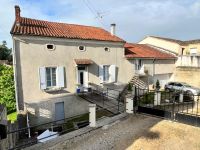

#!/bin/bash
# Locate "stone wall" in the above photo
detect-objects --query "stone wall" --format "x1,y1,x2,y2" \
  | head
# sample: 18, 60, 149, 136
174, 67, 200, 88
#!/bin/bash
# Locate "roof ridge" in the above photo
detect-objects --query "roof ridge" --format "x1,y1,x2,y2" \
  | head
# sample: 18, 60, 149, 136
148, 35, 200, 45
124, 43, 177, 59
20, 17, 103, 29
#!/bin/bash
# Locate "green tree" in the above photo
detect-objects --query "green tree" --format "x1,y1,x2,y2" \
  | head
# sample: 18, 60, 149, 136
0, 41, 12, 61
0, 64, 16, 113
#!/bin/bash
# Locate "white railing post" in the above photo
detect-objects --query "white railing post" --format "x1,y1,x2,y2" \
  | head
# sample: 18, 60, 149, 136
126, 97, 133, 114
89, 104, 96, 127
179, 93, 183, 103
154, 92, 161, 105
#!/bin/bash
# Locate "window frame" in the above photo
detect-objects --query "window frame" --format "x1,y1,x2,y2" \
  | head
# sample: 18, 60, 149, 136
103, 65, 110, 82
46, 44, 56, 51
190, 47, 197, 55
104, 47, 110, 52
46, 67, 57, 88
78, 45, 86, 52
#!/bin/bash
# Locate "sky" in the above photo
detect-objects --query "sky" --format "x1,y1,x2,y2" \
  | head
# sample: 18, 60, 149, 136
0, 0, 200, 48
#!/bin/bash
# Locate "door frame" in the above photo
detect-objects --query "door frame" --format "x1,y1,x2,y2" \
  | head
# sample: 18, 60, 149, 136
77, 66, 89, 90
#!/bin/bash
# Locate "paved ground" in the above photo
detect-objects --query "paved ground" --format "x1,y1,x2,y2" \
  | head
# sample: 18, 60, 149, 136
48, 114, 200, 150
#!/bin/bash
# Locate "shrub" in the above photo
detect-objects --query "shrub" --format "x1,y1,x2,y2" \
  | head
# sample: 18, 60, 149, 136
0, 65, 16, 113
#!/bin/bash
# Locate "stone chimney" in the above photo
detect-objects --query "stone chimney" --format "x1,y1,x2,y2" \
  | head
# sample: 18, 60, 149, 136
15, 5, 21, 26
110, 23, 116, 36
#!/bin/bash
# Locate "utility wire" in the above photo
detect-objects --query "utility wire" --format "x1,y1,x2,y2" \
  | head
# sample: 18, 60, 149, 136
82, 0, 107, 27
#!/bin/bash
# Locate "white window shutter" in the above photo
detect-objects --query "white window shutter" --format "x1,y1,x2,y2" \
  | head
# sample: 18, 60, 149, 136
109, 65, 116, 82
56, 66, 65, 88
39, 67, 47, 90
99, 65, 103, 83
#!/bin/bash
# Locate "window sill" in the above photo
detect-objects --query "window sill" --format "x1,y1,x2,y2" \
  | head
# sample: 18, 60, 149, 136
44, 87, 63, 92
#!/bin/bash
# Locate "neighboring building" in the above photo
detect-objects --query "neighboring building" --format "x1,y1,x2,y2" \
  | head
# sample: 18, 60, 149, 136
125, 43, 176, 88
139, 36, 200, 88
10, 6, 133, 125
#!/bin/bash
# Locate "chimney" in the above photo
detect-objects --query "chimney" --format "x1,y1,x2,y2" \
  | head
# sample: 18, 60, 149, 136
110, 23, 116, 36
15, 5, 21, 26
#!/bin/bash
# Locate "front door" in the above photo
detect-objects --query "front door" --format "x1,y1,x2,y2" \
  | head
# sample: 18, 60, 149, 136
77, 66, 88, 91
135, 59, 142, 70
55, 102, 65, 122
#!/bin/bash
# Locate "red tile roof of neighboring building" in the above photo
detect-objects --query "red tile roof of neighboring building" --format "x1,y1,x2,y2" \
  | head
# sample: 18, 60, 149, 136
125, 43, 176, 59
74, 59, 93, 65
10, 17, 125, 43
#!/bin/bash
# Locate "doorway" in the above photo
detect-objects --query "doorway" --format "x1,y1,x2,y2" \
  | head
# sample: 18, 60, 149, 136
55, 102, 65, 122
77, 66, 88, 91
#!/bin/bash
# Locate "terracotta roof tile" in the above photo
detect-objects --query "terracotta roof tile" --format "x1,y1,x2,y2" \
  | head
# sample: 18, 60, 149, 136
125, 43, 176, 59
11, 17, 125, 43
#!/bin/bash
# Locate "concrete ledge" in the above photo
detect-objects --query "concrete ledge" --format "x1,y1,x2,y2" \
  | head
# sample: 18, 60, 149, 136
24, 113, 128, 150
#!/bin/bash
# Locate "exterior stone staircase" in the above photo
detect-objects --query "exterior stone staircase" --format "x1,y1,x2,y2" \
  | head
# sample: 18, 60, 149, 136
130, 76, 148, 89
117, 76, 148, 102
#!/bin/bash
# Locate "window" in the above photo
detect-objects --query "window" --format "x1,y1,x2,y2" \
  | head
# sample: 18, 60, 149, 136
46, 67, 57, 87
103, 65, 110, 82
99, 65, 116, 83
104, 47, 110, 52
135, 59, 142, 70
78, 66, 86, 70
46, 44, 55, 50
190, 48, 197, 55
181, 48, 185, 55
169, 82, 175, 86
78, 46, 86, 51
39, 66, 65, 90
175, 83, 183, 87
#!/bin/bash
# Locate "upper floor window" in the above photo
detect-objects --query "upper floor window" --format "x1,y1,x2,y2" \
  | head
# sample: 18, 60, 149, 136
104, 47, 110, 52
39, 66, 65, 90
99, 65, 116, 83
78, 46, 86, 51
46, 67, 57, 87
46, 44, 55, 50
190, 48, 197, 55
103, 65, 110, 82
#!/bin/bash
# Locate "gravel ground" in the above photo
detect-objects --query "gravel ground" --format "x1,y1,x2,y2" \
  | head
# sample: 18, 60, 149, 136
48, 114, 200, 150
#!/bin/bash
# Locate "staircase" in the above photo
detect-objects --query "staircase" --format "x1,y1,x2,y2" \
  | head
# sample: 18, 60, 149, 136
116, 76, 148, 102
130, 76, 148, 89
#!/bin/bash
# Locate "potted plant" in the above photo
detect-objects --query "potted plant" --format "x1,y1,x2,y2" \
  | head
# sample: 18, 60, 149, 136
126, 83, 133, 96
155, 80, 161, 91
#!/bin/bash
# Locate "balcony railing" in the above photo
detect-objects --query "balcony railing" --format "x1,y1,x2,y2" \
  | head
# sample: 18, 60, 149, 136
176, 55, 200, 68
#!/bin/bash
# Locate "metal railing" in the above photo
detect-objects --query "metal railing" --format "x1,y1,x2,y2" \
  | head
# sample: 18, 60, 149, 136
7, 112, 90, 150
133, 86, 200, 126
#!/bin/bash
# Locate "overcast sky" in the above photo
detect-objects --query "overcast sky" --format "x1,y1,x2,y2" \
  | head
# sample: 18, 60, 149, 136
1, 0, 200, 48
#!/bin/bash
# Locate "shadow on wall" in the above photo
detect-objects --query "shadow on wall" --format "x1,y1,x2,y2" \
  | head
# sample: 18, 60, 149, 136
44, 89, 70, 95
88, 61, 119, 83
24, 94, 90, 126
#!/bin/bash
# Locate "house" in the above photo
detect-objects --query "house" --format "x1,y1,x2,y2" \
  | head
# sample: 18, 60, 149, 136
10, 6, 134, 125
139, 36, 200, 88
124, 43, 177, 89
